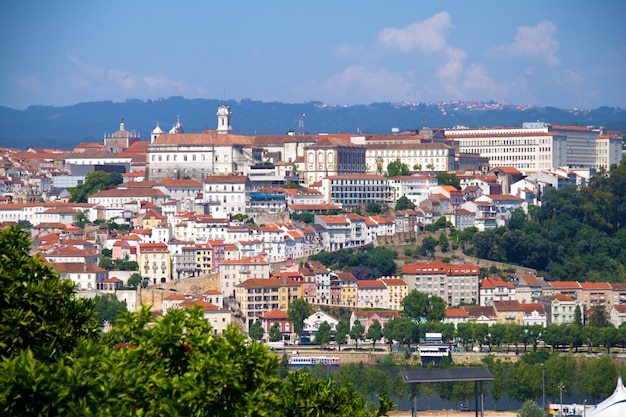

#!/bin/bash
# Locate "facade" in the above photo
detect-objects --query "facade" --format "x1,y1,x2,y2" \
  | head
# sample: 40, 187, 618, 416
443, 307, 469, 328
303, 136, 366, 187
379, 277, 408, 311
365, 142, 455, 174
54, 262, 108, 291
520, 303, 547, 327
402, 260, 480, 307
492, 300, 524, 325
220, 255, 271, 297
445, 122, 622, 173
235, 278, 303, 327
320, 174, 393, 210
356, 280, 388, 309
138, 242, 171, 284
479, 276, 516, 306
202, 175, 250, 214
550, 294, 582, 325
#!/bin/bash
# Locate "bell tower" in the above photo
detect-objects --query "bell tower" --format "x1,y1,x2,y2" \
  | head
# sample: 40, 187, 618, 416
216, 105, 232, 134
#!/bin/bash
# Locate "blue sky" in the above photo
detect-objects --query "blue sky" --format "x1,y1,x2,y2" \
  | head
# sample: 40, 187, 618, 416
1, 1, 625, 110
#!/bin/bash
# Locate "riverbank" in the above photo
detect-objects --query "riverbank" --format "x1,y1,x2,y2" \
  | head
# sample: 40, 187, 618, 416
388, 410, 517, 417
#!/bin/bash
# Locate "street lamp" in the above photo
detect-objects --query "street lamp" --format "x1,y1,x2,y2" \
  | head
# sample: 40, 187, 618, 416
559, 383, 565, 417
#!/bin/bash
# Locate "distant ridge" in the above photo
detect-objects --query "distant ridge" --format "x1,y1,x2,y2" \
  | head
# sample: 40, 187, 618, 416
0, 97, 624, 149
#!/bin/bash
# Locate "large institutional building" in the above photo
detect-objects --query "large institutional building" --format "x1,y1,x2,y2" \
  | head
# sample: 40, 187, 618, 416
146, 105, 366, 186
445, 122, 622, 174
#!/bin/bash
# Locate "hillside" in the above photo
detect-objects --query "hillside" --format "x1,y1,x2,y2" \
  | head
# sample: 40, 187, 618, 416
1, 97, 624, 149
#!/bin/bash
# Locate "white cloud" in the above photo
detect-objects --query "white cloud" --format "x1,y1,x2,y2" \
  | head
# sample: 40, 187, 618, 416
435, 47, 467, 83
377, 12, 454, 52
12, 76, 42, 93
64, 53, 206, 97
303, 66, 414, 104
564, 70, 584, 85
491, 21, 560, 67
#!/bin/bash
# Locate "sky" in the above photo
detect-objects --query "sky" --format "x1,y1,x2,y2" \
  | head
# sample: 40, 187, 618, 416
1, 1, 625, 110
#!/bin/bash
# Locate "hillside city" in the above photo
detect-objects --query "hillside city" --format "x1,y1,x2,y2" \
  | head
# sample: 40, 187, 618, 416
2, 103, 625, 344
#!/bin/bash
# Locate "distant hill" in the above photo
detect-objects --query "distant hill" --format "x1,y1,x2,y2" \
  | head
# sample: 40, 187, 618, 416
0, 97, 624, 149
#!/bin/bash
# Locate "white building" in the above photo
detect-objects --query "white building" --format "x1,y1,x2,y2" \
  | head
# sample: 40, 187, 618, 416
202, 175, 249, 215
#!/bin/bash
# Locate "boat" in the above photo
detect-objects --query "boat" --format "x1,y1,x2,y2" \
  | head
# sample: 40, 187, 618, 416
288, 355, 340, 367
418, 333, 452, 365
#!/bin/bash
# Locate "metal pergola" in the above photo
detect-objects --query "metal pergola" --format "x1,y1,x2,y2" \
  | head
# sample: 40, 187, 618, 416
401, 367, 494, 417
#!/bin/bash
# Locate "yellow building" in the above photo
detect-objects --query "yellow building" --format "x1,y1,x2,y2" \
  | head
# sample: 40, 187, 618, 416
138, 242, 171, 285
493, 300, 524, 325
379, 277, 408, 311
235, 278, 303, 329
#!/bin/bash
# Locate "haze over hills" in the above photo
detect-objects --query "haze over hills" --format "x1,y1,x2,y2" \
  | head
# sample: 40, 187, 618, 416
0, 97, 624, 150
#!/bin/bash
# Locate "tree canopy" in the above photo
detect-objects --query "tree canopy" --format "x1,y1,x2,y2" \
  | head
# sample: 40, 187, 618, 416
69, 171, 123, 203
385, 158, 410, 177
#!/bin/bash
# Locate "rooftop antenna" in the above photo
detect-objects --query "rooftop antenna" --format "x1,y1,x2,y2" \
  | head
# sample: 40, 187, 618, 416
298, 113, 305, 135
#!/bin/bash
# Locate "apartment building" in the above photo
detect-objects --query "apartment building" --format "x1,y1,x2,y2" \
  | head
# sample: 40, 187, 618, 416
320, 174, 393, 210
402, 260, 480, 307
479, 276, 516, 306
365, 142, 455, 174
220, 255, 271, 297
138, 242, 171, 284
235, 278, 303, 327
202, 175, 249, 214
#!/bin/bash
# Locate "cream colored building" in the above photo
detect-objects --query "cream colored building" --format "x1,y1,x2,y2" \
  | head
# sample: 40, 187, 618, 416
402, 260, 480, 307
366, 142, 455, 174
235, 278, 303, 328
220, 255, 271, 297
445, 122, 622, 173
138, 242, 171, 285
304, 136, 366, 186
379, 277, 408, 311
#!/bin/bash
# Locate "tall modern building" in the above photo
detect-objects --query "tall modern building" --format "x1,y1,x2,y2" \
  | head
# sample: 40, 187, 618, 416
445, 122, 622, 173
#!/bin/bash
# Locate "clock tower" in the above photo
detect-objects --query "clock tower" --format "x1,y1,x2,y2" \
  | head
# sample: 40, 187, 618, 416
216, 105, 232, 134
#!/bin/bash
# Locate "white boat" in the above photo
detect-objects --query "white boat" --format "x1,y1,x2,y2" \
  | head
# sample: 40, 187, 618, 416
288, 355, 340, 366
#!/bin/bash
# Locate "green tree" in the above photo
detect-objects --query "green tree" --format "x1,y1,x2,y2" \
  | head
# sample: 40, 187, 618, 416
508, 207, 527, 230
366, 202, 382, 214
249, 320, 264, 341
287, 298, 312, 336
127, 272, 142, 288
517, 399, 544, 417
366, 319, 383, 349
98, 256, 113, 270
394, 195, 416, 211
0, 226, 97, 362
438, 232, 449, 252
16, 219, 32, 229
92, 293, 127, 327
385, 158, 410, 177
588, 306, 611, 327
69, 171, 123, 203
334, 320, 349, 351
435, 172, 461, 189
269, 322, 283, 342
401, 290, 446, 322
349, 319, 365, 349
276, 353, 289, 379
314, 321, 332, 346
421, 236, 437, 253
573, 305, 583, 327
72, 211, 90, 228
413, 163, 422, 171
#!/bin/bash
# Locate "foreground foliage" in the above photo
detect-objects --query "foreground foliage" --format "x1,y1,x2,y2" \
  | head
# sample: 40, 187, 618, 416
0, 226, 391, 416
